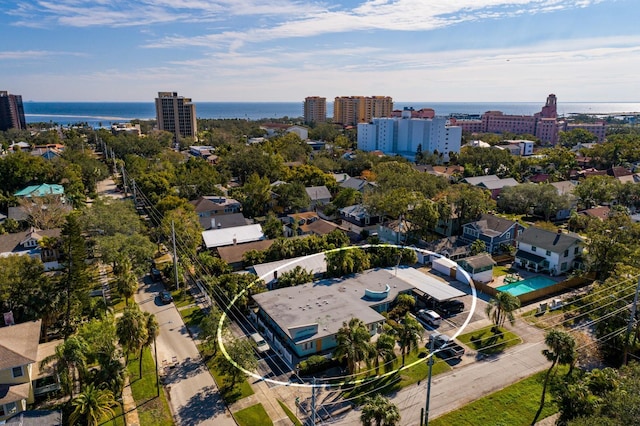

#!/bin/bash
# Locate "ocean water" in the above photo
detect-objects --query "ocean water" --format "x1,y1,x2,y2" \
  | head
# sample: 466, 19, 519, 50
23, 101, 640, 128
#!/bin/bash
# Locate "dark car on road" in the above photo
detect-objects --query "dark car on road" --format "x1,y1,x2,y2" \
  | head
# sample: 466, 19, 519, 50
159, 290, 173, 304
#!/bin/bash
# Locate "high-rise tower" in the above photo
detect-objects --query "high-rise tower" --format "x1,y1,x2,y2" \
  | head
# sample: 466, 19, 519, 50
333, 96, 393, 126
0, 91, 27, 131
303, 97, 327, 124
155, 92, 197, 141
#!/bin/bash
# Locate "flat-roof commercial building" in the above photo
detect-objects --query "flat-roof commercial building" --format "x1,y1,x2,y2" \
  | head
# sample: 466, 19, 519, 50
0, 91, 26, 131
303, 96, 327, 125
253, 268, 416, 358
155, 91, 197, 141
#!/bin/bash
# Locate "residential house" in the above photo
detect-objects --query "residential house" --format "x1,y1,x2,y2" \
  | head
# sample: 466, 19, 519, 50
339, 204, 382, 234
457, 253, 496, 284
377, 219, 413, 244
0, 320, 60, 422
189, 196, 242, 221
29, 148, 62, 161
477, 177, 519, 200
250, 253, 327, 289
199, 212, 250, 231
461, 214, 524, 254
515, 227, 583, 275
0, 228, 62, 270
305, 186, 331, 210
462, 175, 500, 186
298, 219, 342, 237
550, 180, 578, 220
422, 236, 470, 260
284, 212, 319, 237
286, 126, 309, 140
332, 173, 351, 184
580, 206, 611, 221
339, 177, 376, 193
14, 184, 65, 199
202, 224, 265, 249
216, 239, 276, 271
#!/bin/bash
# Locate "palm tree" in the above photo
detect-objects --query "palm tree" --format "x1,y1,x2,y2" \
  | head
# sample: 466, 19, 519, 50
360, 394, 401, 426
116, 271, 137, 306
396, 313, 423, 365
40, 336, 90, 400
69, 384, 117, 426
532, 329, 577, 424
116, 306, 148, 365
92, 357, 125, 398
141, 311, 159, 380
485, 291, 521, 330
334, 318, 373, 375
373, 333, 397, 375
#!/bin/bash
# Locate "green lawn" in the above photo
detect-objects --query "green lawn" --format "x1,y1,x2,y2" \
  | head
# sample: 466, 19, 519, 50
430, 367, 565, 426
342, 348, 451, 399
126, 347, 174, 426
172, 289, 196, 308
457, 326, 522, 355
234, 403, 273, 426
277, 399, 302, 426
205, 352, 255, 404
179, 305, 206, 328
493, 265, 515, 277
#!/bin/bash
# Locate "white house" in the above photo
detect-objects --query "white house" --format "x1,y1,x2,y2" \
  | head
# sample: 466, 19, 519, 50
515, 227, 583, 276
201, 224, 265, 249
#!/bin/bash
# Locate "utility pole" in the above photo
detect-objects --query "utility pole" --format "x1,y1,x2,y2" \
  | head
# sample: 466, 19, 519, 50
623, 276, 640, 364
121, 165, 128, 198
132, 178, 137, 206
423, 337, 436, 426
172, 221, 179, 290
311, 377, 316, 425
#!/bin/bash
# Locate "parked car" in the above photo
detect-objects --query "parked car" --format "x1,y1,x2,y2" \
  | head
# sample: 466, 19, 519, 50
159, 290, 173, 304
250, 333, 270, 353
417, 309, 442, 327
151, 268, 162, 282
435, 299, 465, 316
429, 332, 465, 359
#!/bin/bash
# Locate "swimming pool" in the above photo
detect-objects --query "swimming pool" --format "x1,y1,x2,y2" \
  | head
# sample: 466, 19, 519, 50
496, 276, 557, 297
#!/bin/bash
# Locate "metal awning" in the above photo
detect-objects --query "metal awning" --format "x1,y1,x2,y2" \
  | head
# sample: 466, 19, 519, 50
395, 267, 466, 302
515, 249, 546, 264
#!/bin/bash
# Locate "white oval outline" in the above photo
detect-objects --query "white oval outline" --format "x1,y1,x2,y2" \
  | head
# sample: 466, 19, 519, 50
216, 244, 478, 388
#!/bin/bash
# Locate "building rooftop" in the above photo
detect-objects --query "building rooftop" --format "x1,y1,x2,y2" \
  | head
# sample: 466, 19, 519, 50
14, 184, 64, 198
0, 320, 42, 371
217, 239, 276, 265
201, 224, 264, 249
305, 186, 331, 201
252, 268, 415, 344
252, 252, 327, 283
517, 227, 583, 252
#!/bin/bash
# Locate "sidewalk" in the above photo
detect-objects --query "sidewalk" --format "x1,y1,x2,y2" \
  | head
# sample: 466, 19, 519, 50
121, 375, 140, 426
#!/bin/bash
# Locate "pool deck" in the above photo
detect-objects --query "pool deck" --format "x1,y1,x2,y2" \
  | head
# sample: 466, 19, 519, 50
488, 265, 565, 291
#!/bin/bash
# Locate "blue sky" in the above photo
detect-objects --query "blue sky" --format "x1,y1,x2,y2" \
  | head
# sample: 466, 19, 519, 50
1, 0, 638, 102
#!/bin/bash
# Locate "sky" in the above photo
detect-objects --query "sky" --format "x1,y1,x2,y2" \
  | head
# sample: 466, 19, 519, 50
1, 0, 639, 102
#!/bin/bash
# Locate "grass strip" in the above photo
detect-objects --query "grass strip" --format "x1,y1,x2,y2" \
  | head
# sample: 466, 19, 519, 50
126, 347, 174, 426
234, 403, 273, 426
457, 326, 522, 355
430, 367, 564, 426
277, 399, 302, 426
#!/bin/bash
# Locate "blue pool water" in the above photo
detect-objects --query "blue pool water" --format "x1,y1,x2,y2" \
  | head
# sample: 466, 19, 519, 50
496, 276, 557, 297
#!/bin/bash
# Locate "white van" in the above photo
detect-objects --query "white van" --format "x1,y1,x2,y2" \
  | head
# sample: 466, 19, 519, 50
418, 309, 442, 327
250, 333, 270, 353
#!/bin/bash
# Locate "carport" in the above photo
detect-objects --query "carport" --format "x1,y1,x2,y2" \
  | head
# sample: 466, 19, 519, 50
396, 267, 466, 302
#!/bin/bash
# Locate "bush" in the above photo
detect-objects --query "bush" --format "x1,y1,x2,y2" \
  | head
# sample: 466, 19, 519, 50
297, 355, 336, 376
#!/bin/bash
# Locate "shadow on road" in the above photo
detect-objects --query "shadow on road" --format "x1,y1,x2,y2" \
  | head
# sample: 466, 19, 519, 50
176, 385, 230, 426
162, 356, 208, 385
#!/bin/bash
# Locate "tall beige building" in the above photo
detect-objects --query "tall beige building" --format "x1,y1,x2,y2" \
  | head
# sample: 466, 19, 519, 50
304, 96, 327, 124
155, 91, 197, 140
333, 96, 393, 126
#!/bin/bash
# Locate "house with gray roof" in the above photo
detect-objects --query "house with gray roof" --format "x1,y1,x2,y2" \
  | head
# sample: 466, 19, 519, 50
457, 253, 496, 284
339, 177, 376, 193
339, 204, 382, 234
461, 214, 525, 254
477, 177, 519, 200
0, 228, 62, 270
305, 186, 331, 210
251, 268, 416, 358
515, 227, 583, 275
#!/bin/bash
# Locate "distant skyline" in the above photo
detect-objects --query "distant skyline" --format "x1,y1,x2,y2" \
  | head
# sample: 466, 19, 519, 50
1, 0, 639, 102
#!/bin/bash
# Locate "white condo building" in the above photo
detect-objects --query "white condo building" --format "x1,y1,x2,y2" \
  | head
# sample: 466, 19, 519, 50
357, 108, 462, 159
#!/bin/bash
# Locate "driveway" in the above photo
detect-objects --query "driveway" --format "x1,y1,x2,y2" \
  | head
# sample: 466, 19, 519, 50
134, 278, 236, 426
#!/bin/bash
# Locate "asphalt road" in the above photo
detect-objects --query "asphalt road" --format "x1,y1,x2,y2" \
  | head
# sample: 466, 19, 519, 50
135, 278, 236, 426
329, 327, 548, 426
